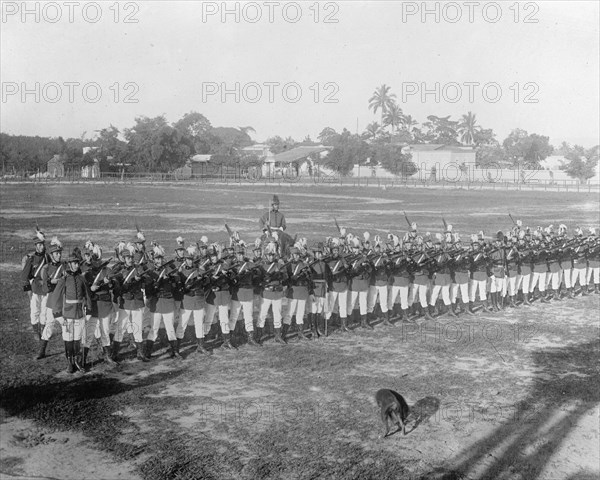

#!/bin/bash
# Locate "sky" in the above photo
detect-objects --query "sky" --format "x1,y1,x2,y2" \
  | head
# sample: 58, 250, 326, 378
1, 1, 599, 147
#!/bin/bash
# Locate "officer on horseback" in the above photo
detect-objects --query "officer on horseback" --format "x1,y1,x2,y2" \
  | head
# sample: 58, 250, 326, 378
259, 195, 287, 232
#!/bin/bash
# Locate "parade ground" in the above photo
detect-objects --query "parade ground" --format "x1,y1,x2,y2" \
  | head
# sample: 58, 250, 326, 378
0, 183, 598, 480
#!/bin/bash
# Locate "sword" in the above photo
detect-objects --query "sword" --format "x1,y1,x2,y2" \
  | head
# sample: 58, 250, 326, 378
403, 211, 412, 228
91, 258, 113, 287
52, 264, 64, 281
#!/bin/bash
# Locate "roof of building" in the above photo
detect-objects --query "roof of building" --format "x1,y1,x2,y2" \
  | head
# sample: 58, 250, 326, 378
190, 154, 212, 163
272, 145, 330, 164
408, 144, 474, 153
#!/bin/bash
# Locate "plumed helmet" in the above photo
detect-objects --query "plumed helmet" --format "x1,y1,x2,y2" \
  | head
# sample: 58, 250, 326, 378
34, 225, 46, 244
122, 243, 136, 258
363, 231, 370, 242
254, 237, 262, 249
176, 236, 185, 249
351, 237, 361, 248
48, 236, 63, 254
471, 233, 478, 244
271, 194, 280, 205
435, 232, 443, 244
199, 236, 209, 247
411, 222, 417, 231
84, 239, 94, 251
153, 244, 165, 258
264, 241, 278, 255
136, 230, 146, 243
340, 227, 347, 237
185, 245, 197, 259
446, 224, 453, 232
516, 219, 522, 227
92, 244, 102, 259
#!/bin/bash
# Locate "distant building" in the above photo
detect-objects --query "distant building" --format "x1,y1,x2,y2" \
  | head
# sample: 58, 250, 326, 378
47, 154, 64, 178
267, 145, 330, 176
241, 144, 274, 159
407, 144, 476, 180
81, 159, 100, 178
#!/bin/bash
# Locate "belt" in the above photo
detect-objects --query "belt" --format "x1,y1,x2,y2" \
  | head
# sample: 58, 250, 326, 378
534, 262, 547, 266
264, 286, 283, 292
157, 293, 173, 299
65, 299, 83, 304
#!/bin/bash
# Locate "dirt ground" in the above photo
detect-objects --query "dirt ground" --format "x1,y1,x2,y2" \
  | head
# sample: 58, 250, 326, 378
1, 183, 598, 480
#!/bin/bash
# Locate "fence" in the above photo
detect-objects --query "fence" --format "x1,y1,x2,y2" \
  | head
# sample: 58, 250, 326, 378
2, 169, 599, 193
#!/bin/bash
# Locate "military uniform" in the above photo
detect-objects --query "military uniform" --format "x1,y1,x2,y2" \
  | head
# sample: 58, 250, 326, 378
257, 246, 288, 344
21, 235, 49, 335
283, 248, 310, 340
228, 247, 261, 347
48, 254, 92, 373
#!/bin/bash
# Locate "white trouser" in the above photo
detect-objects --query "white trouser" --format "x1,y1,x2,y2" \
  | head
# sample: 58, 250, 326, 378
388, 285, 410, 310
116, 307, 145, 342
178, 307, 206, 339
507, 276, 518, 296
571, 266, 587, 288
548, 271, 561, 290
430, 284, 451, 306
41, 316, 64, 341
451, 282, 470, 304
229, 299, 255, 332
518, 273, 532, 294
30, 293, 48, 325
489, 276, 505, 294
284, 298, 306, 325
326, 290, 348, 319
347, 289, 368, 315
307, 295, 327, 314
469, 279, 487, 301
587, 267, 599, 285
410, 284, 429, 308
367, 285, 389, 313
258, 297, 282, 328
530, 271, 547, 293
205, 303, 231, 334
62, 318, 84, 342
562, 268, 572, 289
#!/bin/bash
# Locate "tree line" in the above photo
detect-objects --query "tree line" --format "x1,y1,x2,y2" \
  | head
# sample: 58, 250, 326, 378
0, 86, 598, 182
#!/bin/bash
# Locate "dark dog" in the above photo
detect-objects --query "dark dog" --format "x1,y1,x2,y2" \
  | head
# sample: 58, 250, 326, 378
375, 389, 409, 437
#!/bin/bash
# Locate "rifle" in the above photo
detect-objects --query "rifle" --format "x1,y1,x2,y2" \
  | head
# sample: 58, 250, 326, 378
403, 211, 412, 228
508, 213, 517, 226
91, 257, 113, 288
442, 216, 448, 231
334, 217, 342, 235
155, 259, 177, 283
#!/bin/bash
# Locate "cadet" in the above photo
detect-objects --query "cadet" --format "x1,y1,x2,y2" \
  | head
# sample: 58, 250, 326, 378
22, 228, 49, 338
283, 247, 310, 341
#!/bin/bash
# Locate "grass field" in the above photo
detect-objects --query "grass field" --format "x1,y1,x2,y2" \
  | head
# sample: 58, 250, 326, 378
0, 183, 599, 480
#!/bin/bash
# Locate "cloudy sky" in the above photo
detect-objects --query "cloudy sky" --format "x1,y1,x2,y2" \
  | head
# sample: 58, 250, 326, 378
2, 1, 598, 146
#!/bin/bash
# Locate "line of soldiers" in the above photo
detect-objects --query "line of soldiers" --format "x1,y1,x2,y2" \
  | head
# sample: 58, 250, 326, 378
21, 219, 599, 373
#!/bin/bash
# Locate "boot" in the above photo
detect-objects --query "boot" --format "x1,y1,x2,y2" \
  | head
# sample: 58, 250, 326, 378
448, 304, 457, 318
273, 328, 287, 345
540, 292, 550, 303
109, 333, 114, 344
382, 311, 396, 326
35, 340, 48, 360
246, 332, 261, 347
65, 341, 75, 374
401, 309, 412, 322
523, 293, 532, 306
32, 323, 41, 340
81, 347, 89, 371
111, 341, 121, 362
144, 340, 154, 360
195, 338, 213, 354
581, 286, 589, 296
73, 341, 84, 372
424, 305, 435, 320
467, 302, 476, 315
594, 284, 599, 294
255, 327, 264, 345
314, 315, 324, 337
220, 333, 237, 350
481, 299, 492, 312
491, 293, 500, 312
297, 325, 309, 341
281, 323, 290, 342
136, 342, 149, 362
103, 346, 118, 365
509, 296, 518, 308
340, 316, 352, 333
360, 314, 374, 330
169, 340, 182, 359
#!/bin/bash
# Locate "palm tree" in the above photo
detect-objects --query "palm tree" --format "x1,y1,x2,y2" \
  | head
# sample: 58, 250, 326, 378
364, 122, 382, 140
368, 85, 397, 125
383, 104, 404, 134
402, 114, 418, 132
458, 112, 479, 145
